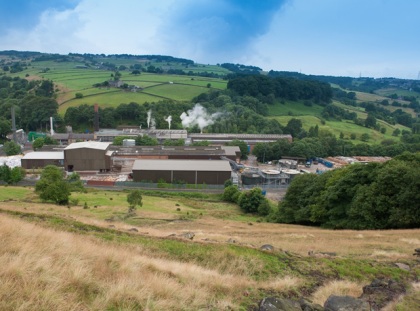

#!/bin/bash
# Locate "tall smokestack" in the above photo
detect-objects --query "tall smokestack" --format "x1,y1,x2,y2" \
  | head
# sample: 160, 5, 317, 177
11, 106, 17, 143
94, 103, 99, 131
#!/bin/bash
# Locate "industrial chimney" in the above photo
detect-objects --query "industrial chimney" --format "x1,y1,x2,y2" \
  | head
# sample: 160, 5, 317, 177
50, 117, 54, 136
94, 103, 99, 132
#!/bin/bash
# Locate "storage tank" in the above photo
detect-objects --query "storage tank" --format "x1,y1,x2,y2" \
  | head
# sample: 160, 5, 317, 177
123, 139, 135, 147
241, 172, 263, 185
282, 169, 301, 181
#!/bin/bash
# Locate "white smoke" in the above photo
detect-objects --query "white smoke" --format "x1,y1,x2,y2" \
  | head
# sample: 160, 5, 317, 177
147, 110, 152, 128
164, 115, 172, 129
180, 104, 221, 133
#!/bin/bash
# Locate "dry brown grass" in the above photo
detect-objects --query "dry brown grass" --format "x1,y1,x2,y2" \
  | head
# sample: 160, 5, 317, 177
0, 214, 302, 311
2, 199, 419, 260
310, 280, 365, 306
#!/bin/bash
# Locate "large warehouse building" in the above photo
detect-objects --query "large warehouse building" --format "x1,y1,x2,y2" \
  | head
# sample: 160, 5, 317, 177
21, 151, 64, 169
132, 159, 232, 185
64, 142, 112, 172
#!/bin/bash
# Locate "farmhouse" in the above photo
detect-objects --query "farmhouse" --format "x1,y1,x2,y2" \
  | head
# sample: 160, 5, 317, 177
132, 159, 232, 185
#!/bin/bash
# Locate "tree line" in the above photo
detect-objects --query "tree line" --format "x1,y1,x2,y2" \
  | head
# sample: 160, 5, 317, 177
227, 75, 332, 104
274, 152, 420, 229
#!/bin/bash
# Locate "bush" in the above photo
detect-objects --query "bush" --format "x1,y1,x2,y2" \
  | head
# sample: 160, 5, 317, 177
238, 188, 267, 215
222, 185, 240, 203
3, 141, 21, 156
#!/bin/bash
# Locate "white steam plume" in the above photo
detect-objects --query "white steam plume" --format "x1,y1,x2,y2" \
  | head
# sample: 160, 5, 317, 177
147, 110, 152, 128
180, 104, 221, 133
164, 116, 172, 129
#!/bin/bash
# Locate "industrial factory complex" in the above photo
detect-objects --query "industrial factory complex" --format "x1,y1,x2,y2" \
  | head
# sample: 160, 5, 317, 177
18, 127, 296, 188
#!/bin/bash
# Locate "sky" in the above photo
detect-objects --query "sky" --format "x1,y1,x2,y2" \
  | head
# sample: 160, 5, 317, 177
0, 0, 419, 79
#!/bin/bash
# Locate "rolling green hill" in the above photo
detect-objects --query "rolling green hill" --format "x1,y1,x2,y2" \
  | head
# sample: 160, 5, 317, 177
1, 51, 418, 147
5, 57, 229, 115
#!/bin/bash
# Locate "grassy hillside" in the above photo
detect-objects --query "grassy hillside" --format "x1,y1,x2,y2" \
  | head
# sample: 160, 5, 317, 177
0, 186, 419, 310
10, 59, 228, 115
267, 100, 411, 144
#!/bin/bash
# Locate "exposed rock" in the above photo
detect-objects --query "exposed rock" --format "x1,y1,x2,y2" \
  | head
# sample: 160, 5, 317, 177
299, 298, 324, 311
259, 297, 302, 311
260, 244, 274, 251
324, 295, 369, 311
167, 233, 177, 237
394, 262, 410, 271
179, 232, 195, 240
360, 278, 406, 310
227, 238, 237, 244
128, 227, 138, 232
413, 248, 420, 257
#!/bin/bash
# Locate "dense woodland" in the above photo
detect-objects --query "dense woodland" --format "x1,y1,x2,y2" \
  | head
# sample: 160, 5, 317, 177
275, 152, 420, 229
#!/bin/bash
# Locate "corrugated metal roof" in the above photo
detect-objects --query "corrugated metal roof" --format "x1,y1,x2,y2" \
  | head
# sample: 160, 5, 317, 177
220, 146, 240, 156
133, 159, 231, 172
22, 151, 64, 160
189, 133, 292, 139
64, 142, 111, 151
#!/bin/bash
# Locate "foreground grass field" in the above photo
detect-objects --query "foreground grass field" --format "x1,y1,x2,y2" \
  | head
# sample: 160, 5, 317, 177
0, 186, 419, 310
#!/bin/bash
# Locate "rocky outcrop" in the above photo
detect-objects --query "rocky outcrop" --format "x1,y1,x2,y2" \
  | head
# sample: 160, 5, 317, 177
259, 297, 302, 311
324, 295, 369, 311
360, 278, 406, 310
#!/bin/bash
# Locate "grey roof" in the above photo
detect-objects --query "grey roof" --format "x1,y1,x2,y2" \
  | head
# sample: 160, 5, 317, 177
189, 133, 292, 139
220, 146, 241, 156
109, 145, 228, 156
133, 159, 232, 172
22, 151, 64, 160
64, 142, 111, 151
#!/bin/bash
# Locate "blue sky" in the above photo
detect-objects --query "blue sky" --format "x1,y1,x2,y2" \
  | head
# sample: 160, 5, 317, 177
0, 0, 419, 79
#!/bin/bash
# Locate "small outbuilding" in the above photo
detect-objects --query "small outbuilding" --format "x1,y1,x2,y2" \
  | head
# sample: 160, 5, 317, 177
132, 159, 232, 185
64, 142, 111, 172
21, 151, 64, 169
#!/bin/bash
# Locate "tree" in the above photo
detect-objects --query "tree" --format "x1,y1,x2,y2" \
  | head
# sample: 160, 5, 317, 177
127, 190, 143, 213
238, 188, 267, 215
285, 118, 303, 137
75, 93, 83, 99
0, 118, 10, 139
9, 167, 25, 184
135, 134, 158, 146
392, 128, 401, 136
365, 114, 377, 128
35, 165, 70, 205
222, 185, 240, 203
32, 137, 45, 150
360, 133, 370, 142
3, 141, 21, 155
66, 172, 85, 192
0, 165, 11, 183
113, 136, 132, 145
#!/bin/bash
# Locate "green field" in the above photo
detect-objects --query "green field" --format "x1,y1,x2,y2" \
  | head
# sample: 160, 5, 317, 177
11, 60, 228, 114
268, 100, 410, 143
268, 101, 324, 117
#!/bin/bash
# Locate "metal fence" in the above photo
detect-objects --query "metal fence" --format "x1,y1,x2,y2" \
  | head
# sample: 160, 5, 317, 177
115, 181, 224, 190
